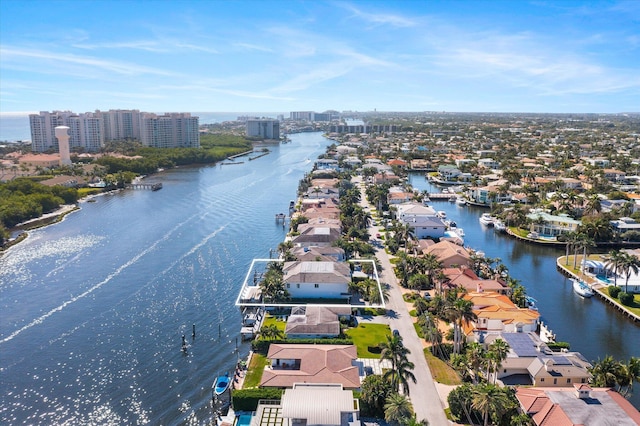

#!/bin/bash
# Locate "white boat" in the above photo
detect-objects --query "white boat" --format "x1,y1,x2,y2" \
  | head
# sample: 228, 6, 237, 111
479, 213, 495, 226
494, 220, 506, 233
451, 227, 465, 237
572, 278, 594, 298
456, 197, 467, 206
437, 211, 447, 218
525, 296, 538, 310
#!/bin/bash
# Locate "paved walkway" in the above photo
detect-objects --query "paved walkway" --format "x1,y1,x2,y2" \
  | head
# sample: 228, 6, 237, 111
354, 176, 451, 426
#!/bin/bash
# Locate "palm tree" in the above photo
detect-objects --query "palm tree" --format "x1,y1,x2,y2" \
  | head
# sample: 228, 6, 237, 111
471, 384, 511, 426
563, 231, 580, 266
259, 324, 284, 340
465, 342, 486, 384
380, 334, 414, 394
583, 194, 602, 216
604, 249, 625, 287
445, 297, 477, 354
384, 393, 414, 426
394, 357, 417, 395
422, 253, 443, 289
590, 355, 624, 388
487, 338, 510, 384
618, 252, 640, 294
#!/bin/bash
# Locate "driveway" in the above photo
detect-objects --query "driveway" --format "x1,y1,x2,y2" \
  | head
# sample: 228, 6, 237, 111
354, 176, 451, 426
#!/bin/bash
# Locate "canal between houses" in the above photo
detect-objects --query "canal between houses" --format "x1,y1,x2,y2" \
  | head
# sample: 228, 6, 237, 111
409, 173, 640, 409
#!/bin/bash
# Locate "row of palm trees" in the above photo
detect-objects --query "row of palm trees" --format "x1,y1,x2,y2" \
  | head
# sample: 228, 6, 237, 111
449, 339, 510, 385
590, 355, 640, 398
603, 249, 640, 293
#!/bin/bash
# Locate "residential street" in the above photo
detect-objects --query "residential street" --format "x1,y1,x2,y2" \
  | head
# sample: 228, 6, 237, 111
354, 177, 451, 426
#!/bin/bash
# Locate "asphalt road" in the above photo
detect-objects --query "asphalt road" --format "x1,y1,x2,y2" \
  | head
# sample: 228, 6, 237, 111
354, 176, 451, 425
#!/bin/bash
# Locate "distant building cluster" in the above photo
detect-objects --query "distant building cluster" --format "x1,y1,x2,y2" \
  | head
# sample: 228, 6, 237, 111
246, 119, 280, 140
289, 111, 338, 122
29, 110, 200, 153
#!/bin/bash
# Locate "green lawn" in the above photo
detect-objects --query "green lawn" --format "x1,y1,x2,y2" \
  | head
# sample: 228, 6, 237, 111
262, 315, 286, 332
344, 323, 391, 358
423, 348, 462, 386
243, 353, 268, 389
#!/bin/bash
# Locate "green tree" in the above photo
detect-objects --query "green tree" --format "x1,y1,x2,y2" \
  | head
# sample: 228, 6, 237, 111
471, 383, 512, 426
360, 374, 394, 417
384, 393, 414, 426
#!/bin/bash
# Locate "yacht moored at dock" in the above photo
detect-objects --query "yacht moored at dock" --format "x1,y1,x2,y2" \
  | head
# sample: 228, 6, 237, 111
494, 220, 506, 233
479, 213, 495, 226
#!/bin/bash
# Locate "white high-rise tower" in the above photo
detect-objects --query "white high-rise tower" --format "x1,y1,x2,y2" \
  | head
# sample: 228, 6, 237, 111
55, 126, 72, 166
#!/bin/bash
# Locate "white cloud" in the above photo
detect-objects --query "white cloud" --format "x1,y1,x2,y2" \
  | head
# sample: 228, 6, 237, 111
338, 3, 417, 28
0, 47, 176, 77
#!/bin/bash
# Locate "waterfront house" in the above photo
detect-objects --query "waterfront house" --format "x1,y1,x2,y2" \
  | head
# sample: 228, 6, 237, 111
372, 172, 400, 185
315, 158, 340, 171
396, 202, 447, 239
254, 383, 361, 426
422, 241, 472, 268
283, 261, 351, 299
284, 305, 352, 338
526, 210, 581, 238
292, 246, 346, 262
440, 267, 512, 295
462, 292, 540, 340
488, 332, 591, 387
467, 184, 512, 206
387, 190, 414, 205
516, 385, 640, 425
260, 344, 361, 389
291, 226, 341, 248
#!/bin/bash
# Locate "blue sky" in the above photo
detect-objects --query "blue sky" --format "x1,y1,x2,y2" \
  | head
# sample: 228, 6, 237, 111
1, 0, 639, 114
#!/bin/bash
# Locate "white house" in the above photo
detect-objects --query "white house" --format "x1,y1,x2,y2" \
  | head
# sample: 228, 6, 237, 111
283, 261, 351, 299
395, 202, 446, 239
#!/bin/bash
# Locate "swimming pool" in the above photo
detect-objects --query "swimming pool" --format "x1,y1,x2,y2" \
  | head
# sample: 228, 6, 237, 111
236, 414, 253, 426
596, 274, 612, 284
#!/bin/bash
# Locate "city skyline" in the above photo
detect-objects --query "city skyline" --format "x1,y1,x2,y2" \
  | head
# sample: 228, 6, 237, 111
1, 0, 639, 114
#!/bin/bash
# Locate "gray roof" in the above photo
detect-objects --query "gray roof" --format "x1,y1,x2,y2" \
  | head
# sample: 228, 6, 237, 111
283, 261, 351, 284
281, 384, 356, 425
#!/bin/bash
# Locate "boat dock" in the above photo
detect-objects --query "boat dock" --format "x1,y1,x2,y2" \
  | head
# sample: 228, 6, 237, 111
556, 259, 640, 323
126, 182, 162, 191
425, 193, 457, 200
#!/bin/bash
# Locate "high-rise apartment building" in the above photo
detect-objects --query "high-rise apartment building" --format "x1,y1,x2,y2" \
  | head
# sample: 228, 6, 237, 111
30, 110, 199, 152
100, 109, 141, 141
139, 113, 200, 148
246, 119, 280, 139
30, 111, 72, 152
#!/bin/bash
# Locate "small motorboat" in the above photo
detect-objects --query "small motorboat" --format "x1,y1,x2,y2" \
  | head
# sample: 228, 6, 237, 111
437, 211, 447, 218
213, 373, 231, 396
456, 197, 467, 206
572, 278, 594, 298
525, 296, 538, 310
479, 213, 495, 226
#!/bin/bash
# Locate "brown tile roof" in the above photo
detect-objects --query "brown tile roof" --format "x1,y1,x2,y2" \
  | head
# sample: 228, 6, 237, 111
260, 344, 360, 389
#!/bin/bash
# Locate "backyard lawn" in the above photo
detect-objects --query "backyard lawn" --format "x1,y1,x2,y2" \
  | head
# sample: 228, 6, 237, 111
242, 353, 268, 389
345, 323, 391, 358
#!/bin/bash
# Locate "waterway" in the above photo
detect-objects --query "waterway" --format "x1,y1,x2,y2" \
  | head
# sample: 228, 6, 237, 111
409, 174, 640, 409
0, 132, 329, 425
